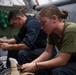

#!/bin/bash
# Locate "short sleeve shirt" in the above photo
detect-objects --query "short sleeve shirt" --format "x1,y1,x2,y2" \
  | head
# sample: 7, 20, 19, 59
47, 22, 76, 62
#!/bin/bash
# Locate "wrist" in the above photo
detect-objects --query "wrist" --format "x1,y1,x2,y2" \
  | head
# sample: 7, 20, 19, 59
35, 62, 39, 70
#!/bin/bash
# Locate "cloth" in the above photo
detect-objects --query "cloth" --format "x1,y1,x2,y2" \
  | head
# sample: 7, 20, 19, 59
47, 22, 76, 62
36, 22, 76, 75
18, 48, 45, 65
7, 16, 47, 68
14, 16, 47, 49
35, 62, 76, 75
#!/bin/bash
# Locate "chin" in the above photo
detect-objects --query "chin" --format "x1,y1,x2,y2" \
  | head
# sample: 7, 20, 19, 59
47, 31, 52, 35
46, 32, 49, 35
14, 25, 21, 28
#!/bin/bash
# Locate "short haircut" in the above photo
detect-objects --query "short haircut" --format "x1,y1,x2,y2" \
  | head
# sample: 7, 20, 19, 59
8, 10, 24, 22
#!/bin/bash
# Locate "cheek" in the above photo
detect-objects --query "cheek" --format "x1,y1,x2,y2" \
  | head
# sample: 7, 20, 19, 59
42, 24, 46, 30
44, 24, 52, 33
17, 21, 21, 26
42, 24, 48, 32
14, 22, 20, 27
19, 20, 23, 25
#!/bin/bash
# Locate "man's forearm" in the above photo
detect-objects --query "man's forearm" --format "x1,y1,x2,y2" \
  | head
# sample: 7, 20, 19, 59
3, 38, 16, 44
8, 43, 30, 50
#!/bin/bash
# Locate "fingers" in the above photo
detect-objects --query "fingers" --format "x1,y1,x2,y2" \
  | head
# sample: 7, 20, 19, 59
21, 63, 36, 73
0, 43, 4, 48
0, 39, 4, 48
0, 39, 4, 43
21, 64, 27, 72
0, 43, 8, 51
0, 43, 2, 48
21, 64, 27, 69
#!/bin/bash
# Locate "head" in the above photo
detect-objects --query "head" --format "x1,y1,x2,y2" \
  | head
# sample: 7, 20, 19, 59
38, 5, 68, 34
8, 10, 27, 28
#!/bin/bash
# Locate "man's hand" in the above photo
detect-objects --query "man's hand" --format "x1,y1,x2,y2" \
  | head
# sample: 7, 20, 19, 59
21, 63, 37, 73
0, 38, 4, 48
0, 43, 11, 51
0, 38, 4, 43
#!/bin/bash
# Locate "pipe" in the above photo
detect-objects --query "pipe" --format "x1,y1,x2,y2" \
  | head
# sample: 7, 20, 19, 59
33, 0, 76, 11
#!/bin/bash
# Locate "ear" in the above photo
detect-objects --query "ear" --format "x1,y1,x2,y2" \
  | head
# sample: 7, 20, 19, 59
52, 15, 57, 20
16, 15, 21, 19
52, 15, 58, 23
